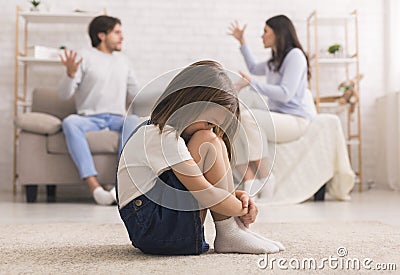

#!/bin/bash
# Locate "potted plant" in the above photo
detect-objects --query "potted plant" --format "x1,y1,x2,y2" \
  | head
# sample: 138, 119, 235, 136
30, 0, 41, 11
327, 43, 343, 57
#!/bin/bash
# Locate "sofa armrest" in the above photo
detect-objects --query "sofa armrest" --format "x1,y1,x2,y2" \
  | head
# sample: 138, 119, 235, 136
15, 112, 62, 135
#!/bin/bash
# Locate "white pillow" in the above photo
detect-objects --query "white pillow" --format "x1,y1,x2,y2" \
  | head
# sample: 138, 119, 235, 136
15, 112, 62, 135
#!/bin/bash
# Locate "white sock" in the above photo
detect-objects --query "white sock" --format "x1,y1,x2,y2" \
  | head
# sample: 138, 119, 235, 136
214, 217, 280, 254
234, 217, 285, 251
110, 187, 117, 202
93, 186, 115, 205
258, 174, 276, 201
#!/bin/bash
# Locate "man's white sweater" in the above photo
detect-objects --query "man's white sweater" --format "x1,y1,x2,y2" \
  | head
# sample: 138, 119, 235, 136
58, 48, 139, 116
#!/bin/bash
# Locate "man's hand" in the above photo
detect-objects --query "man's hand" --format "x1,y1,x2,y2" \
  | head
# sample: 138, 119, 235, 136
59, 49, 83, 79
228, 20, 247, 46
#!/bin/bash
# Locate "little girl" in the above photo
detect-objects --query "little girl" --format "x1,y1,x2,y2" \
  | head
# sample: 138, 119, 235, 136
117, 60, 284, 255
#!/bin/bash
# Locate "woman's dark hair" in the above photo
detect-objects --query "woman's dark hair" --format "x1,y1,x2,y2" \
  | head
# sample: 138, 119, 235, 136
88, 15, 121, 47
266, 15, 311, 80
150, 60, 240, 160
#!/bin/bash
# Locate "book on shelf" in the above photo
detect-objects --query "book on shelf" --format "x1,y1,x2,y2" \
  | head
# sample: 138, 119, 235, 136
26, 45, 63, 59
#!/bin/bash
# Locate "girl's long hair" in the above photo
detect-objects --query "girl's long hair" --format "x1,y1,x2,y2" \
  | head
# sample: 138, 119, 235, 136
150, 60, 240, 160
266, 15, 311, 80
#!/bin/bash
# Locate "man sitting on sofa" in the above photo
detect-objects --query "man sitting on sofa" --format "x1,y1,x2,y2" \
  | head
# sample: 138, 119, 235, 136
58, 15, 139, 205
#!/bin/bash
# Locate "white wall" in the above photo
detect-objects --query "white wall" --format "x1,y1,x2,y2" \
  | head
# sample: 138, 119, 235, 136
0, 0, 384, 192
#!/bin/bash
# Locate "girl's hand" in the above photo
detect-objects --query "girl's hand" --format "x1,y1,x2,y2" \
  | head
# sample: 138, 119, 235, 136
237, 191, 249, 209
228, 20, 247, 46
239, 197, 258, 228
59, 49, 83, 79
234, 70, 251, 92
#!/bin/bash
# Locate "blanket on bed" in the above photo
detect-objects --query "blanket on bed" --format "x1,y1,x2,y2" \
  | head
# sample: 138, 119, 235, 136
269, 114, 355, 205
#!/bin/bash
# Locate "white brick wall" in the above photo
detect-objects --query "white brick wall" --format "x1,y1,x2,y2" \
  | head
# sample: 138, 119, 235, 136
0, 0, 384, 191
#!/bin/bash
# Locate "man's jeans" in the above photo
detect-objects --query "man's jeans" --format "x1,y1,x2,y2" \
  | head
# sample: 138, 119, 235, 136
62, 113, 140, 179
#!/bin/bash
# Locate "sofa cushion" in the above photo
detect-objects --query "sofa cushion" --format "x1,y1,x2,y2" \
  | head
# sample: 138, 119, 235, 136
15, 112, 62, 135
32, 88, 76, 119
47, 130, 120, 154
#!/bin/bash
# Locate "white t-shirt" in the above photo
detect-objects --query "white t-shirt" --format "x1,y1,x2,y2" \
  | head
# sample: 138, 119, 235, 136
117, 124, 193, 208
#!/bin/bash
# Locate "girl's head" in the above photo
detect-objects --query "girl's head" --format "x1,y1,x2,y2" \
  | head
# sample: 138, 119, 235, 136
151, 60, 240, 159
264, 15, 311, 80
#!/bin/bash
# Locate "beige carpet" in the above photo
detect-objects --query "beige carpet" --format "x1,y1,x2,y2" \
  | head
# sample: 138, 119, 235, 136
1, 221, 399, 274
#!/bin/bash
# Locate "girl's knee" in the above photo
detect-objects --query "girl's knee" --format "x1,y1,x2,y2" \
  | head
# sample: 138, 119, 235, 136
187, 130, 225, 161
188, 130, 221, 149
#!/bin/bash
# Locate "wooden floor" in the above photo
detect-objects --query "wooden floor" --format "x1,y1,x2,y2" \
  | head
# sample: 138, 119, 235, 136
1, 186, 399, 226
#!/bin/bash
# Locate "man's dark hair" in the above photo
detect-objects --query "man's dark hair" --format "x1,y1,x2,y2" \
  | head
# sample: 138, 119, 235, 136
88, 15, 121, 47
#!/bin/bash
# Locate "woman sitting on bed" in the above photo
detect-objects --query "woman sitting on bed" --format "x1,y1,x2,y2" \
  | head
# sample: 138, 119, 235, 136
228, 15, 316, 200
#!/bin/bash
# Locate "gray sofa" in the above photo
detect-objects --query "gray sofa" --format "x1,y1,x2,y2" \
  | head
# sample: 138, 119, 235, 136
16, 88, 127, 202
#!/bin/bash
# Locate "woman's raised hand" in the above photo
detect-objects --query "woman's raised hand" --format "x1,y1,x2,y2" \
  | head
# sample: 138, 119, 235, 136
234, 70, 251, 92
59, 49, 83, 79
228, 20, 247, 45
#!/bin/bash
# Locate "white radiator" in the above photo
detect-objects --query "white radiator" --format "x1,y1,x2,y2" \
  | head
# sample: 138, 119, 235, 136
376, 92, 400, 191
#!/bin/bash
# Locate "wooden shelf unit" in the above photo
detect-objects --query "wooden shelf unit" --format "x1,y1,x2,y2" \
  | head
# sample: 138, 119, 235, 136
307, 10, 363, 192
